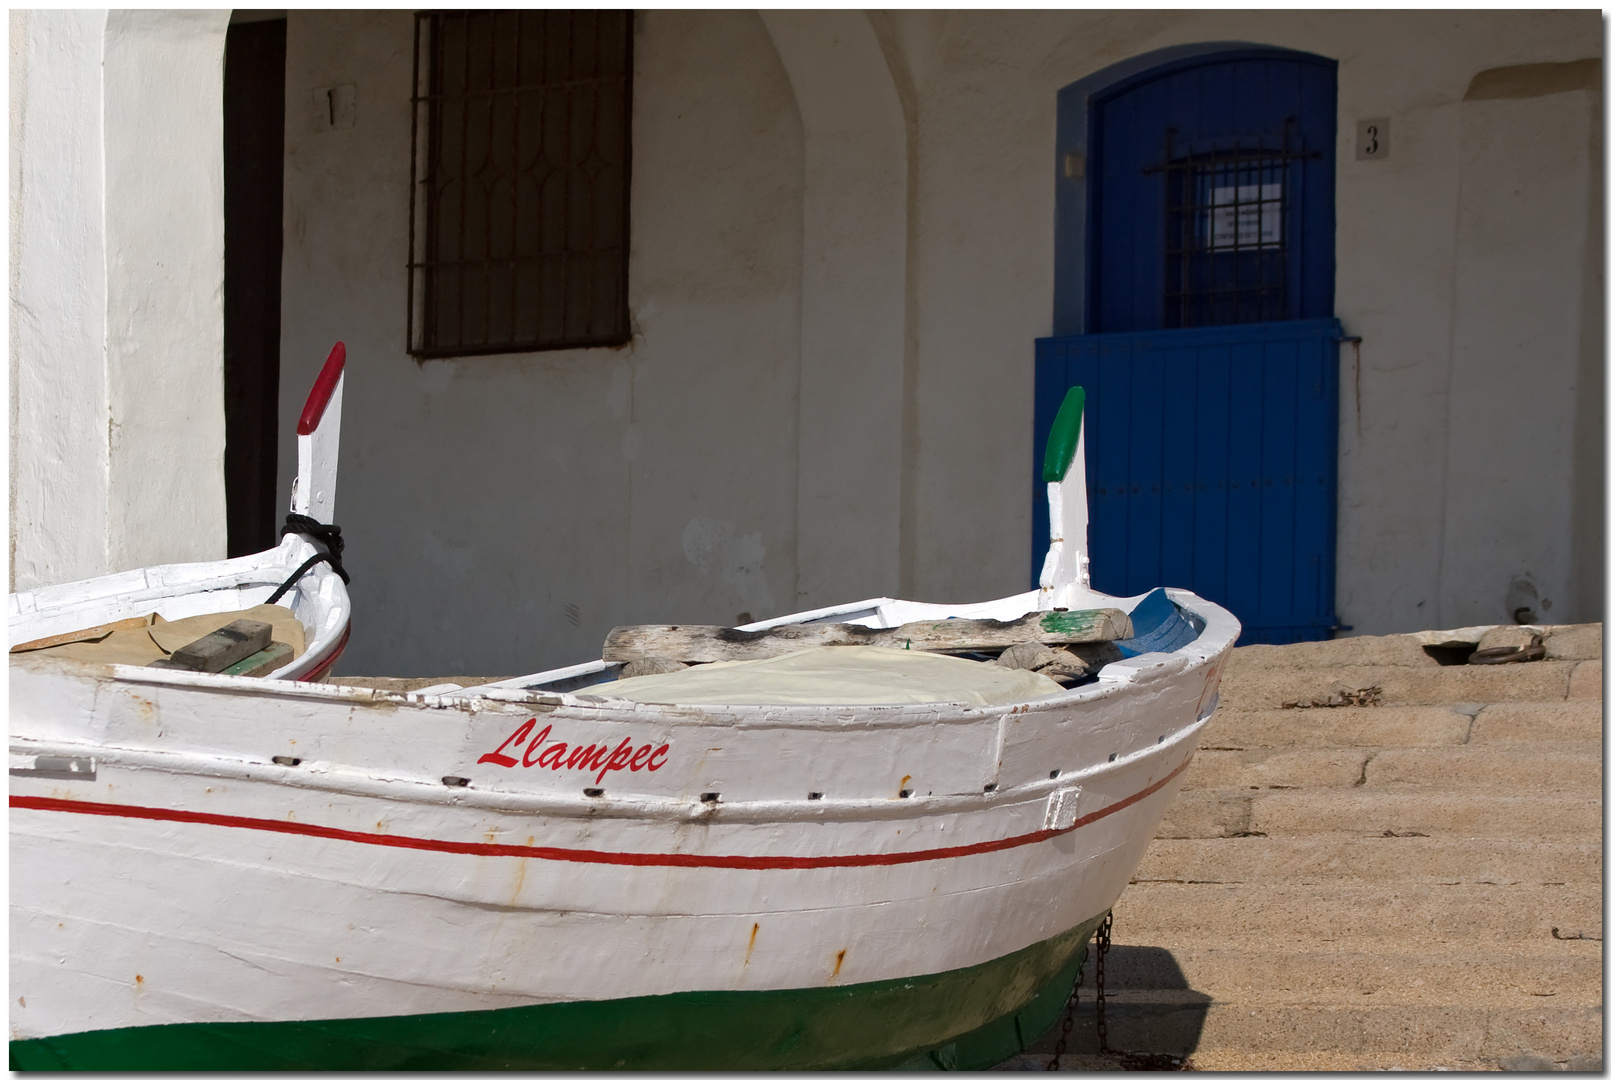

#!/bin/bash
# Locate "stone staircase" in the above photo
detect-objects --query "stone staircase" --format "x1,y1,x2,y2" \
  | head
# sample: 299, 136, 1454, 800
1002, 624, 1602, 1071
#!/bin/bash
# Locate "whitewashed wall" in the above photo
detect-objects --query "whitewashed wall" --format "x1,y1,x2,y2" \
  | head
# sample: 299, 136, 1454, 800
883, 10, 1602, 632
1440, 65, 1603, 628
278, 11, 806, 676
9, 9, 230, 590
271, 10, 1601, 676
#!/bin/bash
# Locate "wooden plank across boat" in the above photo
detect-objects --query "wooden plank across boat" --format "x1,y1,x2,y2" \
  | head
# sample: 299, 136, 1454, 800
602, 606, 1132, 663
8, 383, 1240, 1070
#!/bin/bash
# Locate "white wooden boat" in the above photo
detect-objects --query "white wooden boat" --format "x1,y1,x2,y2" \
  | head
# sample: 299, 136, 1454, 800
9, 343, 352, 685
9, 385, 1239, 1070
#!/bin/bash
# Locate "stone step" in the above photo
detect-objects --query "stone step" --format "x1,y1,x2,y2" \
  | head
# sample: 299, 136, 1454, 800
1469, 701, 1604, 745
1157, 788, 1600, 840
1220, 622, 1599, 671
1024, 625, 1609, 1073
1248, 789, 1601, 839
1218, 660, 1577, 710
1044, 999, 1604, 1063
1133, 837, 1600, 886
1205, 700, 1606, 752
1184, 1047, 1603, 1072
1567, 659, 1600, 699
1100, 944, 1600, 1006
1001, 1047, 1598, 1072
1180, 746, 1372, 790
1178, 745, 1600, 793
1539, 624, 1602, 662
1153, 789, 1262, 838
1205, 705, 1474, 749
1227, 634, 1447, 670
1114, 881, 1602, 944
1366, 747, 1601, 790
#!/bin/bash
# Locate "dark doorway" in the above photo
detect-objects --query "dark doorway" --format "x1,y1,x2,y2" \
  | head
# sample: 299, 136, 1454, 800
223, 16, 287, 556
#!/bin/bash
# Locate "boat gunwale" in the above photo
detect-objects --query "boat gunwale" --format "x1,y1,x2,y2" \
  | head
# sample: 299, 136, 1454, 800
33, 589, 1237, 730
8, 535, 312, 617
8, 591, 1232, 827
7, 715, 1195, 827
8, 535, 351, 683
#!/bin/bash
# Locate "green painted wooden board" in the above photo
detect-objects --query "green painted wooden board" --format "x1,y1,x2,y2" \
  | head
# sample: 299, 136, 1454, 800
220, 640, 295, 678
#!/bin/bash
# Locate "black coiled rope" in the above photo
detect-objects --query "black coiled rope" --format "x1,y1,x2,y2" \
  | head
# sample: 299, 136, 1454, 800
266, 513, 350, 604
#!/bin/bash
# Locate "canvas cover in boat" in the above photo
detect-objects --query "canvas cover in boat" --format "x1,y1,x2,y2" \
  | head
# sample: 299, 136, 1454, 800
600, 645, 1065, 706
10, 604, 306, 667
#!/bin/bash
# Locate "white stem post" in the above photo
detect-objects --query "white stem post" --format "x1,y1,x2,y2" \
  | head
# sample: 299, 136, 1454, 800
1038, 387, 1090, 612
290, 343, 346, 526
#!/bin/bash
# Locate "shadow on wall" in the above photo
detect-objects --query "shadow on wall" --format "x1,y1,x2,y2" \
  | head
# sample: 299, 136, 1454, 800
1023, 945, 1211, 1060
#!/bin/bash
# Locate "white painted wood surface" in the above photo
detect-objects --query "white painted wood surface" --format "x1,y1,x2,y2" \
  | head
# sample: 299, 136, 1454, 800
1038, 403, 1092, 613
10, 583, 1237, 1041
291, 370, 342, 525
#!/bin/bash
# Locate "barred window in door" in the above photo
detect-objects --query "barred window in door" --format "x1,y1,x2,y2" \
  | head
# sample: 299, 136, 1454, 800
408, 11, 633, 357
1162, 151, 1298, 329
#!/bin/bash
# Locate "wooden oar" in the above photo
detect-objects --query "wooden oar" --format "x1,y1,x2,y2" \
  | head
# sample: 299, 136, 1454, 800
603, 608, 1132, 664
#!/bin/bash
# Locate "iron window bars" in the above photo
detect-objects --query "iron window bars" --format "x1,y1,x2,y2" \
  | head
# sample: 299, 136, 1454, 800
408, 11, 633, 358
1147, 124, 1319, 329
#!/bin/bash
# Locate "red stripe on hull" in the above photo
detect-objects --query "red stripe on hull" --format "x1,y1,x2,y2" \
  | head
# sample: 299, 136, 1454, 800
297, 622, 351, 683
10, 757, 1191, 870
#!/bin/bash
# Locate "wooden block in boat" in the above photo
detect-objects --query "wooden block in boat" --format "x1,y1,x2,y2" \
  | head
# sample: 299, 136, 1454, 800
219, 641, 295, 678
148, 619, 273, 673
602, 608, 1133, 664
1038, 653, 1091, 684
1064, 640, 1126, 668
620, 657, 690, 679
996, 642, 1092, 684
996, 642, 1061, 670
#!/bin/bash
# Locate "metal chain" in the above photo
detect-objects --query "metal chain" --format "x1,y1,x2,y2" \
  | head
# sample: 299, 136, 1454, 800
1095, 910, 1112, 1056
1045, 914, 1102, 1071
1045, 945, 1083, 1070
1094, 909, 1196, 1071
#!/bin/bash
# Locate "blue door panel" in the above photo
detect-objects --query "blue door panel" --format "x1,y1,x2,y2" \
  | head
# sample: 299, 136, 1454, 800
1259, 344, 1300, 629
1127, 345, 1166, 588
1190, 345, 1232, 606
1034, 319, 1342, 645
1158, 347, 1200, 593
1223, 345, 1266, 630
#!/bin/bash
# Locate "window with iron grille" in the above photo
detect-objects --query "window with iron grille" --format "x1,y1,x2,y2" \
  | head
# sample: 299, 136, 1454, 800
1161, 153, 1292, 329
1147, 120, 1321, 331
408, 11, 633, 357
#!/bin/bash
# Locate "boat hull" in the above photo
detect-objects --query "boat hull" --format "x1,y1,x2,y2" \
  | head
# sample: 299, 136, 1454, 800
9, 912, 1100, 1070
10, 590, 1237, 1070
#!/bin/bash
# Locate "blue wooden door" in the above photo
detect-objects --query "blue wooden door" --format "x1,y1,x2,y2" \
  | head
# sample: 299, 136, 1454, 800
1035, 320, 1342, 644
1036, 50, 1340, 644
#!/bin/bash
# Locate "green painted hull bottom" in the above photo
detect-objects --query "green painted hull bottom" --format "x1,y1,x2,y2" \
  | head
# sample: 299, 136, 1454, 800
11, 913, 1101, 1071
